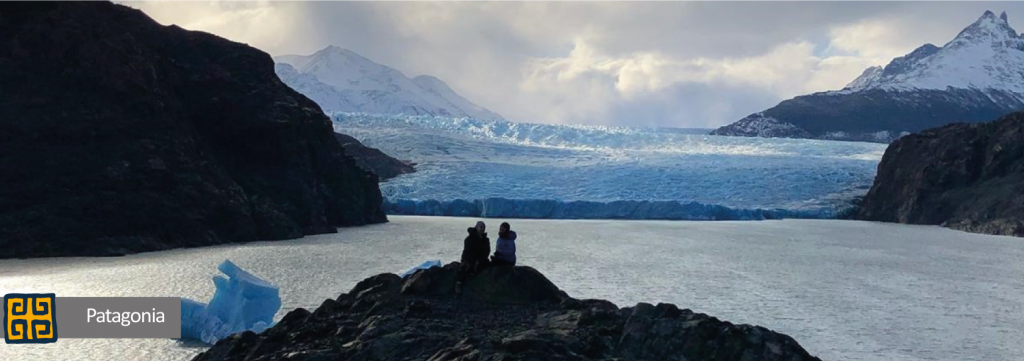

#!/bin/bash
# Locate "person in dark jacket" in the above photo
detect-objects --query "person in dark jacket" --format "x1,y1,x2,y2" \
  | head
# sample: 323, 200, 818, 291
457, 221, 490, 293
490, 222, 517, 266
461, 221, 490, 267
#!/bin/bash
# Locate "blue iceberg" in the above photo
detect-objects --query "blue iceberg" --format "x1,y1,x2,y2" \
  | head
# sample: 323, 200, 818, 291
180, 260, 281, 344
399, 260, 442, 278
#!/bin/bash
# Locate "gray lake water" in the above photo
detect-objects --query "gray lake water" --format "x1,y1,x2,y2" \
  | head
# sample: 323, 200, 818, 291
1, 216, 1023, 361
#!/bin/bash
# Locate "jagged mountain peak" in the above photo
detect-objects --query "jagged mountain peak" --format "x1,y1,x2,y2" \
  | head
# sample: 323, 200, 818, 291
948, 10, 1018, 47
716, 10, 1024, 143
842, 10, 1024, 94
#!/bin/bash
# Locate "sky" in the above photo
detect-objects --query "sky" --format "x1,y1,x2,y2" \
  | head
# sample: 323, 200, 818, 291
129, 1, 1024, 128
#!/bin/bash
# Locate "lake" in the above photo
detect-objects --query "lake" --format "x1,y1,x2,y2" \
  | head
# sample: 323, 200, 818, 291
1, 216, 1022, 361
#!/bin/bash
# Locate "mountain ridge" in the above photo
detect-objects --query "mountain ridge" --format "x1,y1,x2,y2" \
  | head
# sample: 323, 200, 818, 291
840, 10, 1024, 94
712, 10, 1024, 142
275, 46, 503, 121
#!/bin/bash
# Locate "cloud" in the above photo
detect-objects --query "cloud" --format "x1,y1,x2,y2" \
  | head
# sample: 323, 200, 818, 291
130, 1, 1024, 128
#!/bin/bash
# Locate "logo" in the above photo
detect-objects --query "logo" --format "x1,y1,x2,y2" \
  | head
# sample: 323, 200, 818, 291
4, 293, 58, 344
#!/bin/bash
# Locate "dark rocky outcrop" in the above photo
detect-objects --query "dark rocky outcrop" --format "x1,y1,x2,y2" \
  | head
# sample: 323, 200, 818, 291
0, 2, 386, 258
334, 132, 416, 180
857, 111, 1024, 237
194, 264, 821, 361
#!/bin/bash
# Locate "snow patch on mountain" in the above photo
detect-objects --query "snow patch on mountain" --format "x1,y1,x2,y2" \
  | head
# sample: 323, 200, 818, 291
275, 63, 358, 112
411, 75, 505, 122
275, 46, 503, 120
713, 113, 812, 138
713, 11, 1024, 143
841, 11, 1024, 99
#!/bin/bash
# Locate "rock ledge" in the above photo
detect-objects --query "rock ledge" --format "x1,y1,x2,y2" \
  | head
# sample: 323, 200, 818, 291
194, 264, 821, 361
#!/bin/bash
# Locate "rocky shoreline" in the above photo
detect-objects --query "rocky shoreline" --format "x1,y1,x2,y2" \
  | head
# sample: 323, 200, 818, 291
194, 264, 821, 361
857, 110, 1024, 237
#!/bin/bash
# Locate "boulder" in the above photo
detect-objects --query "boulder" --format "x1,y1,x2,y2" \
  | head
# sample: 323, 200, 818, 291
401, 263, 461, 296
400, 263, 566, 304
465, 266, 567, 304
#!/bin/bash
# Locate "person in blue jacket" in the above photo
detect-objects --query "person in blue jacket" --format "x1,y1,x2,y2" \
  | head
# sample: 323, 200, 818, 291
490, 222, 517, 266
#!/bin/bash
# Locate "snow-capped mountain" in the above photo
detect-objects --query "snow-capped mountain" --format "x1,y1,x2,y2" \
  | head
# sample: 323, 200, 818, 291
712, 11, 1024, 142
275, 46, 503, 121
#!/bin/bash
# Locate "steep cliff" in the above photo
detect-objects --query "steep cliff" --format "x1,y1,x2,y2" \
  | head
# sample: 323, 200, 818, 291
857, 111, 1024, 236
0, 2, 386, 258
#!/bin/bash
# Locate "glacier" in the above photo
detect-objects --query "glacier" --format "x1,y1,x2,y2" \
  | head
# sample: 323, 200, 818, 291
180, 260, 281, 345
332, 113, 886, 220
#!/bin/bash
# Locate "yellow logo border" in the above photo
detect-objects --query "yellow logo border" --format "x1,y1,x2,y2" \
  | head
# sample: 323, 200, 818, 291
4, 293, 58, 344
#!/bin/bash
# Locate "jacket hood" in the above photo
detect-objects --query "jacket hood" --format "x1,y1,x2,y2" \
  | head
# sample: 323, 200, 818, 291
467, 227, 486, 238
499, 230, 517, 240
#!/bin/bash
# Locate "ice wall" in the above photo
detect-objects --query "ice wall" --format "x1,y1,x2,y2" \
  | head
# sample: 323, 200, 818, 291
385, 198, 833, 220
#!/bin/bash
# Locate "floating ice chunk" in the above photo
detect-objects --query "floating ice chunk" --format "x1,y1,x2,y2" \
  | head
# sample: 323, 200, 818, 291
180, 260, 281, 344
399, 260, 442, 278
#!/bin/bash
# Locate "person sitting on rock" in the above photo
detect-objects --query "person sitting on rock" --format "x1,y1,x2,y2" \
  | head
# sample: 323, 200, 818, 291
490, 222, 517, 267
457, 221, 491, 292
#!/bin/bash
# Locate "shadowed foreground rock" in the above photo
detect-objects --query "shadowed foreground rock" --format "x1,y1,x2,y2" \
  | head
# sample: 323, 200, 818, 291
0, 2, 387, 258
194, 264, 821, 361
857, 110, 1024, 237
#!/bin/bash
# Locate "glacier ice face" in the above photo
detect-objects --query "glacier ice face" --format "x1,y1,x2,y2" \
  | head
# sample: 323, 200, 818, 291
385, 198, 831, 220
180, 260, 281, 344
399, 260, 443, 278
333, 113, 885, 220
